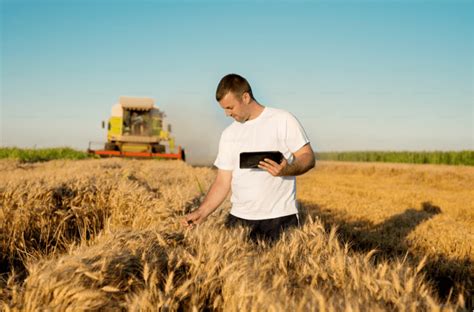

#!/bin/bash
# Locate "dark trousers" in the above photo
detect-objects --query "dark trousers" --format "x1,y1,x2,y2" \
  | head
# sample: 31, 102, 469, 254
224, 213, 300, 243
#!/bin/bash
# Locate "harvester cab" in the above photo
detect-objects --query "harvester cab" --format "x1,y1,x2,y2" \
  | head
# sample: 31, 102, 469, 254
88, 96, 185, 161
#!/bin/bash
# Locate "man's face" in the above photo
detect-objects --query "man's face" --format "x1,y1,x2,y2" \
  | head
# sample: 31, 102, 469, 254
219, 92, 250, 123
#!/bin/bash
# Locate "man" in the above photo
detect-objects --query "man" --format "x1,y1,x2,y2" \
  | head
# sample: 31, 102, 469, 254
181, 74, 315, 242
131, 112, 145, 135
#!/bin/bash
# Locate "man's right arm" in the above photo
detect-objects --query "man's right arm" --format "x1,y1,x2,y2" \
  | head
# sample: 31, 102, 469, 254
181, 169, 232, 228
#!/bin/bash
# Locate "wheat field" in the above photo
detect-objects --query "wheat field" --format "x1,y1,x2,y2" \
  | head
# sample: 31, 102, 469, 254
0, 158, 471, 311
298, 161, 473, 306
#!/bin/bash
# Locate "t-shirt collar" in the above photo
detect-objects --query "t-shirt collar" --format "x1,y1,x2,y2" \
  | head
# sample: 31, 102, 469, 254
240, 106, 267, 125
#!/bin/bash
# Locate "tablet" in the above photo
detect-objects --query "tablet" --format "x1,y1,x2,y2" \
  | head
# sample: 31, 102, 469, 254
239, 151, 284, 169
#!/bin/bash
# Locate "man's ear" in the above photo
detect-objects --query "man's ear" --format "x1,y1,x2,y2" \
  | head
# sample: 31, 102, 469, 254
241, 92, 251, 104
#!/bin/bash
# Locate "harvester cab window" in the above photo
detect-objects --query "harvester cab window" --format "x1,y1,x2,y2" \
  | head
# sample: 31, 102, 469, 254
123, 110, 131, 135
129, 110, 149, 136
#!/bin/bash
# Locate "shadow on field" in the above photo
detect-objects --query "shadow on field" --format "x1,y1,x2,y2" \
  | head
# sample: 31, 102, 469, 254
0, 184, 109, 291
299, 200, 473, 309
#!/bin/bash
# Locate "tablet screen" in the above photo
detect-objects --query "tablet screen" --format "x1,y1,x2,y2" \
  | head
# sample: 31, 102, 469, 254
239, 151, 284, 169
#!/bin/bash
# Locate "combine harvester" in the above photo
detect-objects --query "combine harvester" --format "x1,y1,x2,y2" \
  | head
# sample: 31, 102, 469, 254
88, 96, 185, 161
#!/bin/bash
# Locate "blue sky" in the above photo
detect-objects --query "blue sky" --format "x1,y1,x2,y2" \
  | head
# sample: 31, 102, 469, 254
1, 0, 473, 164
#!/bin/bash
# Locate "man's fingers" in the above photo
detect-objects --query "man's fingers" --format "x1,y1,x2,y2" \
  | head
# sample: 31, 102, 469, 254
181, 214, 195, 228
181, 218, 191, 228
263, 158, 279, 167
259, 161, 273, 170
259, 159, 279, 169
261, 162, 275, 171
258, 164, 278, 176
258, 157, 287, 177
181, 210, 204, 229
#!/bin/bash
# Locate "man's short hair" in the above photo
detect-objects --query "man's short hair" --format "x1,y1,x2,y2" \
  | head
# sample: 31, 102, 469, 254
216, 74, 255, 102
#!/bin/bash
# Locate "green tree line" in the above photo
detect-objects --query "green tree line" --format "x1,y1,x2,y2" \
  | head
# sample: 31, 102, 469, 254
316, 151, 474, 166
0, 147, 94, 163
1, 147, 473, 166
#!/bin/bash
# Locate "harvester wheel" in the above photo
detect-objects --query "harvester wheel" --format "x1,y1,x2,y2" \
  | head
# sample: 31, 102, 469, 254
152, 145, 166, 153
105, 142, 118, 151
181, 148, 186, 162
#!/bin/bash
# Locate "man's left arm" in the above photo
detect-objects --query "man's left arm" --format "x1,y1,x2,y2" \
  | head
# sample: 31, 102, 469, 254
258, 143, 315, 177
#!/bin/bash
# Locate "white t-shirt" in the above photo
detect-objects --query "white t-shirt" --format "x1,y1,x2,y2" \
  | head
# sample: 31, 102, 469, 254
214, 107, 310, 220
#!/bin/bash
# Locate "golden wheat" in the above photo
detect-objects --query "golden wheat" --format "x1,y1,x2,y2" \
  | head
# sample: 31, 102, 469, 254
0, 159, 469, 311
298, 160, 473, 304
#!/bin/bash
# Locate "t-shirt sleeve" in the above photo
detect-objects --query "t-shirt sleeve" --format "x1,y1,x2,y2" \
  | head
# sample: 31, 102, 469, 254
213, 131, 234, 170
285, 113, 310, 153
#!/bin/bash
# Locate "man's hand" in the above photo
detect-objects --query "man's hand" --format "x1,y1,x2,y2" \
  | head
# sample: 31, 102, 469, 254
258, 143, 315, 177
258, 158, 288, 176
181, 209, 207, 229
180, 169, 232, 229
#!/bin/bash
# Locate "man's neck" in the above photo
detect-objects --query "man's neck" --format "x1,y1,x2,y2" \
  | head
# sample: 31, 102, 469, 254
247, 101, 265, 121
